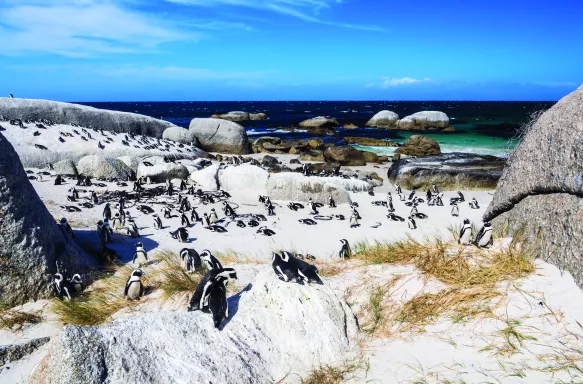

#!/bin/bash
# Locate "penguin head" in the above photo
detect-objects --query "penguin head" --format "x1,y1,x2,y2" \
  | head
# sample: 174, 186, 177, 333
280, 250, 293, 262
484, 222, 492, 227
216, 268, 238, 281
136, 242, 143, 247
132, 269, 145, 278
97, 220, 103, 225
60, 218, 67, 224
200, 249, 211, 259
54, 273, 63, 282
463, 219, 470, 225
340, 239, 348, 246
70, 274, 81, 283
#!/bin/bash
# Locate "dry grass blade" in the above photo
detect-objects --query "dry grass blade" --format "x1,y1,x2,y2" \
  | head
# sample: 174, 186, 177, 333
0, 308, 43, 330
214, 249, 265, 264
301, 358, 368, 384
150, 250, 206, 298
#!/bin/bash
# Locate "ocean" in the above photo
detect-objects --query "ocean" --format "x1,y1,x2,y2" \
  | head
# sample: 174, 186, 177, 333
78, 101, 553, 157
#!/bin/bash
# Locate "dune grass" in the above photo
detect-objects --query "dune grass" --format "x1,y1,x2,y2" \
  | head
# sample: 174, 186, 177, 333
0, 307, 43, 331
150, 250, 206, 298
214, 249, 266, 265
300, 358, 368, 384
51, 267, 146, 326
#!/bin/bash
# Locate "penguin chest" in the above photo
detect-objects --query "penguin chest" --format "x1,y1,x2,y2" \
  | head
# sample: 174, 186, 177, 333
136, 250, 147, 263
127, 281, 142, 300
478, 231, 492, 247
460, 229, 472, 245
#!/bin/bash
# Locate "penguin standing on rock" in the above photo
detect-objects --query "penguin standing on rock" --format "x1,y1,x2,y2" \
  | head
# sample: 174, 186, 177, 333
203, 213, 211, 226
339, 239, 351, 260
52, 273, 72, 301
132, 242, 148, 265
271, 251, 322, 285
188, 268, 238, 329
458, 219, 472, 245
124, 269, 146, 300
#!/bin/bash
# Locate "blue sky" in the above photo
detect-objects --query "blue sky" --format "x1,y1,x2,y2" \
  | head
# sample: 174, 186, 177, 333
0, 0, 581, 101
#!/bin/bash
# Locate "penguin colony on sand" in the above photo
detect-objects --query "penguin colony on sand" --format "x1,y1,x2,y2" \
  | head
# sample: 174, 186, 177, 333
13, 117, 494, 329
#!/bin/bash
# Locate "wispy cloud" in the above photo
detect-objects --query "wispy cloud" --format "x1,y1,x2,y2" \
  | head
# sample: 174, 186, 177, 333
165, 0, 386, 31
0, 0, 250, 57
380, 77, 431, 88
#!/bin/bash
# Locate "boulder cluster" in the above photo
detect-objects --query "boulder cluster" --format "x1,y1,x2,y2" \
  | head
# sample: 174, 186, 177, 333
366, 110, 453, 131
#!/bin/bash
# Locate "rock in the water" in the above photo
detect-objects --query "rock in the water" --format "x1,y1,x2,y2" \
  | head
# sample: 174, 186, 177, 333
30, 268, 358, 384
323, 146, 366, 166
0, 98, 175, 138
307, 138, 324, 150
394, 135, 441, 157
343, 137, 399, 147
343, 123, 359, 129
77, 155, 134, 181
137, 161, 189, 184
388, 153, 505, 190
0, 134, 96, 306
189, 163, 219, 191
188, 118, 250, 154
483, 84, 583, 287
361, 151, 379, 163
210, 111, 267, 122
218, 164, 269, 203
252, 137, 280, 153
53, 159, 78, 177
366, 110, 400, 128
298, 116, 340, 129
396, 111, 450, 130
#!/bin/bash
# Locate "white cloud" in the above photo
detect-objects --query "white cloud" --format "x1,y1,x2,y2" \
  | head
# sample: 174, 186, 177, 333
381, 77, 431, 88
165, 0, 386, 31
0, 0, 252, 57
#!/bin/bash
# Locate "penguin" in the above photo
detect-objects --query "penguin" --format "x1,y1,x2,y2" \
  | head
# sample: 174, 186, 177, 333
191, 207, 200, 222
458, 219, 473, 245
308, 198, 319, 215
58, 217, 74, 238
398, 192, 405, 201
132, 242, 148, 265
426, 189, 432, 203
396, 183, 402, 194
68, 274, 84, 294
207, 225, 228, 233
162, 205, 172, 219
469, 198, 480, 209
339, 239, 351, 260
475, 222, 493, 248
350, 211, 359, 228
126, 218, 140, 238
181, 211, 191, 227
103, 203, 112, 220
407, 216, 417, 230
408, 190, 416, 201
52, 273, 72, 300
457, 191, 465, 202
257, 226, 276, 236
54, 174, 63, 185
180, 196, 191, 212
112, 213, 123, 231
209, 208, 219, 224
91, 191, 98, 204
329, 195, 336, 208
432, 184, 439, 194
153, 214, 163, 230
180, 248, 202, 272
170, 227, 189, 242
203, 213, 211, 226
222, 201, 235, 216
287, 202, 304, 211
200, 250, 223, 270
451, 203, 459, 217
236, 220, 246, 228
265, 198, 275, 216
271, 251, 322, 285
188, 268, 237, 329
166, 180, 174, 196
180, 179, 187, 191
351, 206, 361, 220
387, 199, 395, 213
124, 269, 146, 300
298, 218, 317, 225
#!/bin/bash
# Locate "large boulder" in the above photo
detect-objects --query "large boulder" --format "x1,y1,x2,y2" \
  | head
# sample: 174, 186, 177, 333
388, 153, 506, 190
218, 164, 269, 203
189, 164, 220, 191
366, 110, 400, 128
116, 156, 141, 172
396, 111, 450, 130
267, 173, 363, 204
52, 159, 78, 177
161, 126, 198, 146
0, 134, 96, 307
394, 135, 441, 157
30, 268, 358, 384
0, 98, 175, 138
323, 146, 366, 166
483, 84, 583, 287
77, 155, 134, 181
252, 137, 280, 153
188, 118, 250, 154
211, 111, 266, 122
298, 116, 340, 129
343, 137, 399, 147
299, 150, 325, 162
137, 162, 189, 183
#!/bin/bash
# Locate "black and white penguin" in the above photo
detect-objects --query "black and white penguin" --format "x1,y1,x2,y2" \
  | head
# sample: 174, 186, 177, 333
328, 195, 336, 208
395, 183, 402, 194
52, 273, 72, 300
153, 214, 162, 230
298, 218, 317, 225
257, 226, 276, 236
91, 191, 98, 204
188, 268, 237, 329
350, 211, 359, 228
339, 239, 351, 260
457, 191, 465, 202
126, 218, 140, 238
162, 205, 172, 219
207, 225, 228, 233
265, 197, 275, 216
458, 219, 472, 245
111, 213, 123, 231
209, 208, 219, 224
469, 198, 480, 209
132, 242, 148, 265
351, 205, 361, 220
124, 269, 146, 300
181, 211, 191, 227
475, 222, 493, 248
103, 203, 112, 220
58, 217, 74, 238
287, 202, 304, 211
407, 216, 417, 229
398, 192, 405, 201
170, 227, 189, 243
308, 198, 319, 215
203, 213, 211, 226
451, 202, 459, 217
271, 251, 322, 285
191, 207, 200, 222
180, 248, 202, 272
54, 174, 63, 185
68, 274, 84, 294
432, 184, 439, 194
222, 201, 235, 216
200, 250, 223, 270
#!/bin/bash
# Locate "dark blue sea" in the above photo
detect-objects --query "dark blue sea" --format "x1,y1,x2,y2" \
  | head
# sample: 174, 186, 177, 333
78, 101, 553, 157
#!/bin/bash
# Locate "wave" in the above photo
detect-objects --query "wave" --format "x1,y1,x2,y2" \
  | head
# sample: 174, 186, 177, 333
349, 144, 509, 158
